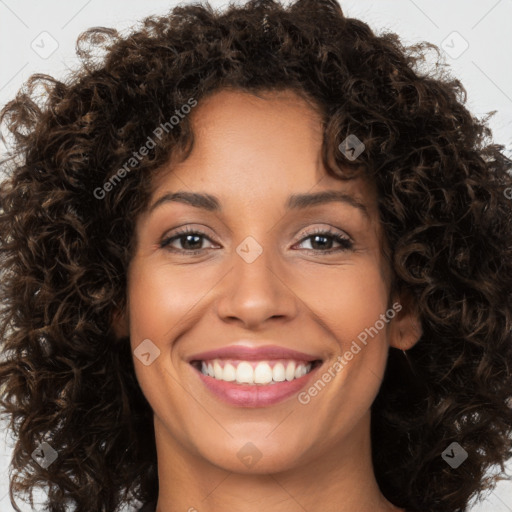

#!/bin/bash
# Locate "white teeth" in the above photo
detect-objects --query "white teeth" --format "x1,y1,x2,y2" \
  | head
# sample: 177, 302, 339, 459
235, 362, 254, 384
198, 359, 315, 385
222, 363, 236, 381
294, 364, 307, 379
272, 363, 286, 382
213, 361, 223, 380
285, 361, 296, 381
254, 362, 273, 384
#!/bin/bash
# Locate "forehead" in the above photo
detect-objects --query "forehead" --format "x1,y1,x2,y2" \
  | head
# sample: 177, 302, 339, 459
151, 88, 378, 208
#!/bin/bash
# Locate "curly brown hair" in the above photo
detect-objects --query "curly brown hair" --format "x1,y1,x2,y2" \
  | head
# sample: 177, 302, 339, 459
1, 0, 512, 511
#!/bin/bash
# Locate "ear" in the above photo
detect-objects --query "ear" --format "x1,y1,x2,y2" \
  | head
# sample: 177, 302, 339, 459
111, 305, 129, 339
388, 289, 422, 350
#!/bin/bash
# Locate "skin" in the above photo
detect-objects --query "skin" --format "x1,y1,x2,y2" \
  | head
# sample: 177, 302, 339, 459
115, 88, 422, 512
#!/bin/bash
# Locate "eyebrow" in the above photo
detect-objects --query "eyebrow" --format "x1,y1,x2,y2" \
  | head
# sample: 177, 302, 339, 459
149, 190, 370, 219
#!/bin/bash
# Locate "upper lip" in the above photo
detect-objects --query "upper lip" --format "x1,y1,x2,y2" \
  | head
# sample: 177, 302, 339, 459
187, 344, 322, 363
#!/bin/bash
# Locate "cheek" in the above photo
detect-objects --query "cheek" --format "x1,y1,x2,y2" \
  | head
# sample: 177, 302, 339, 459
127, 260, 218, 342
126, 261, 206, 429
295, 263, 390, 346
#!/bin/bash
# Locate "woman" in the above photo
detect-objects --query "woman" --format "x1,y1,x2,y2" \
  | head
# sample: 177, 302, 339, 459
1, 1, 511, 511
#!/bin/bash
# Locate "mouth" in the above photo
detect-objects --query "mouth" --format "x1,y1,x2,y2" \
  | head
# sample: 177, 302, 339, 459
187, 343, 324, 407
189, 358, 323, 385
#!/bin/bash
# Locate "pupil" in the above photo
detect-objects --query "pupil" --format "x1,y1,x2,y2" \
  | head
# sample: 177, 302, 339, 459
312, 235, 331, 250
183, 234, 201, 250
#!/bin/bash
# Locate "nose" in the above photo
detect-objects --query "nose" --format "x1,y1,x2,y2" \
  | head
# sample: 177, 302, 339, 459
215, 238, 299, 330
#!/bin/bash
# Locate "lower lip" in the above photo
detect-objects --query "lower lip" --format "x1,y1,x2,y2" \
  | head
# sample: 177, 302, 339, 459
192, 363, 321, 407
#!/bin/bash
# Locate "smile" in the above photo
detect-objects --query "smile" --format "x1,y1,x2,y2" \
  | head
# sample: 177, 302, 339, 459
187, 343, 324, 407
191, 358, 322, 385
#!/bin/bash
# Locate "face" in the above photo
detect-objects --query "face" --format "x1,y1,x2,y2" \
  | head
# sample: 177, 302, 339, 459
119, 88, 420, 475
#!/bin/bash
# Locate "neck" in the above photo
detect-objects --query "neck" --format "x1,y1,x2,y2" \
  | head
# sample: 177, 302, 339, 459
153, 411, 403, 512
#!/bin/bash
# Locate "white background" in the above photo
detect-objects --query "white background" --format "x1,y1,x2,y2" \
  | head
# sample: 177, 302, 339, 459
0, 0, 511, 510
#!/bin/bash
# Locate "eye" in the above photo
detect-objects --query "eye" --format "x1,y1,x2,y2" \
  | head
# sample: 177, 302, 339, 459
160, 227, 218, 254
294, 227, 353, 253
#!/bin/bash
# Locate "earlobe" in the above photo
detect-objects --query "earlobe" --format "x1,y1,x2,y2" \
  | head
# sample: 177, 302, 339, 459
388, 292, 422, 351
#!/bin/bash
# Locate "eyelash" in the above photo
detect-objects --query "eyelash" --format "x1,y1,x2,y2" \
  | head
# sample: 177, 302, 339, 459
159, 226, 354, 255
